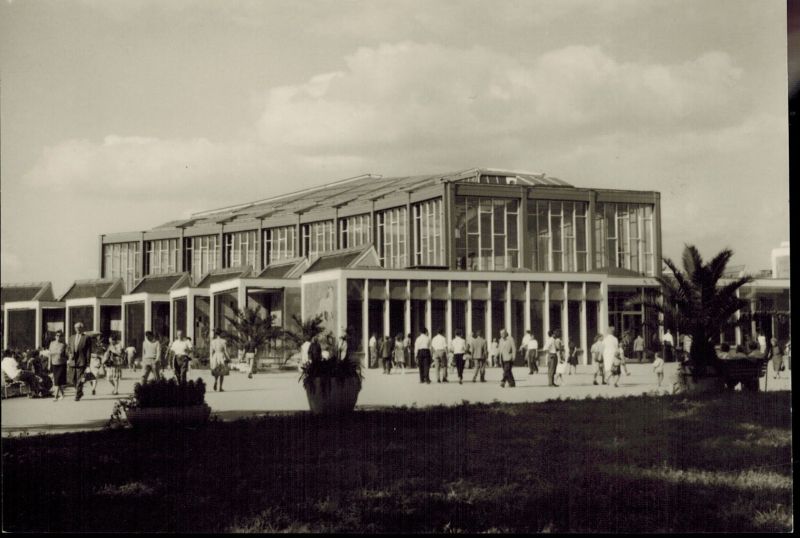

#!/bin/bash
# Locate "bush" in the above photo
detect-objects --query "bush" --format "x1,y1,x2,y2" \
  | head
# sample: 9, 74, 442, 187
131, 378, 206, 408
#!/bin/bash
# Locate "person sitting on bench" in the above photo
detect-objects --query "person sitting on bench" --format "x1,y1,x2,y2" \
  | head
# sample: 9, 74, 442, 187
2, 349, 44, 397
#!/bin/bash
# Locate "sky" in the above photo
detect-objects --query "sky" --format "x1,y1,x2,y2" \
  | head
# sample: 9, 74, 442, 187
0, 0, 790, 296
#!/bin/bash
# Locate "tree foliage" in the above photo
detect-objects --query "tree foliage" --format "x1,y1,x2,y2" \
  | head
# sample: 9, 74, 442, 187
221, 306, 281, 351
633, 245, 753, 376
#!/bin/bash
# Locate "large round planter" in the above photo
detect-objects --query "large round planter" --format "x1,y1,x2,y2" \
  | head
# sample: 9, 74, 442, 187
125, 403, 211, 428
304, 377, 361, 415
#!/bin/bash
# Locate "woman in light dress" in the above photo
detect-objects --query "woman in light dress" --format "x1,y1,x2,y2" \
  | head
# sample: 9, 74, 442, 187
209, 328, 230, 392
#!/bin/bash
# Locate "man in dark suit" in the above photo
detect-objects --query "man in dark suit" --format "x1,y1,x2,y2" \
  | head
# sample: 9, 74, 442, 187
67, 322, 92, 401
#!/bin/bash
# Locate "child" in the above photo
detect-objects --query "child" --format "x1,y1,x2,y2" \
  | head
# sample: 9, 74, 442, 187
608, 351, 623, 387
555, 353, 567, 384
652, 353, 665, 387
489, 338, 499, 367
567, 343, 578, 375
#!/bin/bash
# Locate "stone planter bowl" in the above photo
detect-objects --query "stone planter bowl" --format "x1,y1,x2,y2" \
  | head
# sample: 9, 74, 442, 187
304, 377, 361, 415
125, 403, 211, 428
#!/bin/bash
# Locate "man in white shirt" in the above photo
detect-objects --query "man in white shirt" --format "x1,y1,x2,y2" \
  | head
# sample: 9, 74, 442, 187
431, 329, 449, 383
450, 330, 468, 384
169, 330, 193, 384
602, 326, 620, 379
522, 330, 539, 374
414, 328, 432, 384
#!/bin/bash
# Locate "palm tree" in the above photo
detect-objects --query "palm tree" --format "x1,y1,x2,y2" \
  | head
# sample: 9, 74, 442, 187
283, 314, 326, 350
636, 245, 753, 377
221, 306, 281, 356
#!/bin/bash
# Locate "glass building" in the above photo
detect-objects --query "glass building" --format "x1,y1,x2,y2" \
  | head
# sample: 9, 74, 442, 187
97, 168, 670, 365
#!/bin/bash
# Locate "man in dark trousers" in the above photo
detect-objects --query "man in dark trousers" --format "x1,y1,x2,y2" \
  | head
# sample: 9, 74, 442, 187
380, 335, 393, 374
471, 330, 488, 382
414, 328, 432, 384
67, 322, 92, 401
499, 329, 516, 388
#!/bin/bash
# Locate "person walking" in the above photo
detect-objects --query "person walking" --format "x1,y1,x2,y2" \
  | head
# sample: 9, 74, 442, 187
545, 330, 563, 387
663, 329, 674, 362
404, 333, 413, 369
520, 330, 532, 370
380, 334, 393, 374
633, 333, 644, 362
104, 335, 125, 395
555, 350, 567, 385
567, 342, 579, 375
471, 330, 488, 383
393, 333, 406, 375
499, 329, 517, 388
47, 330, 68, 401
209, 328, 230, 391
169, 330, 193, 384
450, 330, 467, 384
653, 353, 665, 387
524, 331, 539, 374
414, 328, 432, 384
431, 329, 449, 383
489, 337, 499, 367
124, 342, 137, 371
244, 341, 257, 379
591, 334, 606, 385
368, 333, 378, 369
67, 322, 92, 401
602, 326, 620, 382
141, 331, 161, 383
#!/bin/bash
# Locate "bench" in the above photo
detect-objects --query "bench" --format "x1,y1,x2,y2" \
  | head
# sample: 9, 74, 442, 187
2, 372, 30, 399
717, 357, 768, 391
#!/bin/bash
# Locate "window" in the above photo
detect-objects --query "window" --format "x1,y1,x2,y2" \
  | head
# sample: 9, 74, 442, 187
377, 207, 407, 268
144, 238, 179, 276
302, 220, 335, 257
339, 214, 371, 250
593, 202, 655, 275
525, 200, 588, 272
184, 235, 220, 282
413, 199, 444, 265
454, 196, 519, 270
263, 225, 296, 266
103, 242, 142, 292
222, 230, 258, 269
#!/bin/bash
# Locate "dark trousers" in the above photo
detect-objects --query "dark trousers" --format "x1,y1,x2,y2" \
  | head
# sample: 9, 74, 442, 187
472, 358, 486, 381
141, 364, 158, 383
382, 357, 393, 373
16, 371, 42, 395
417, 350, 431, 382
454, 354, 465, 379
501, 360, 515, 387
174, 356, 190, 384
547, 354, 558, 386
73, 366, 87, 398
527, 349, 539, 373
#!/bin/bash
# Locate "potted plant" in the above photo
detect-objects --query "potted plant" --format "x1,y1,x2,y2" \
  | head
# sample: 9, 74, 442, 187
288, 316, 363, 414
635, 245, 754, 393
111, 378, 211, 428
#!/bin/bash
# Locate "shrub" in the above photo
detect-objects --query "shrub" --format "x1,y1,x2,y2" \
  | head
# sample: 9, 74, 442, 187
131, 378, 206, 408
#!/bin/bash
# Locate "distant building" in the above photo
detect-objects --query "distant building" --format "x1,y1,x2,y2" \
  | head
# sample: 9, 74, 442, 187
771, 241, 790, 279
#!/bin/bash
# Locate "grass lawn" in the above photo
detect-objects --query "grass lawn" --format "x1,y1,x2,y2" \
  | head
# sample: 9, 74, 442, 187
2, 391, 792, 533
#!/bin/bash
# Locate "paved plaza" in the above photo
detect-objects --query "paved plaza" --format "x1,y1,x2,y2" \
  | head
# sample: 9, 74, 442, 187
1, 362, 791, 435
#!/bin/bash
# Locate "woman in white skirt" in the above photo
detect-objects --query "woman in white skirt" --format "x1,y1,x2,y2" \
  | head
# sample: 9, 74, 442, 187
209, 328, 231, 392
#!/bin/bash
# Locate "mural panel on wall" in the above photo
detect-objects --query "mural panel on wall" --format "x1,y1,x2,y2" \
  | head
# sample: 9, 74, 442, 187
303, 280, 337, 334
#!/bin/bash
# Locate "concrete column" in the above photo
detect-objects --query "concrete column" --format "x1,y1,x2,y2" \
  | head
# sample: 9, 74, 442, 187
750, 298, 758, 341
3, 308, 9, 349
562, 282, 569, 350
383, 280, 390, 338
34, 306, 42, 349
65, 306, 71, 339
404, 280, 411, 338
446, 281, 453, 342
599, 280, 609, 335
543, 282, 550, 338
93, 302, 101, 334
486, 298, 493, 341
187, 295, 196, 342
121, 302, 127, 347
524, 281, 531, 332
466, 281, 472, 337
237, 285, 247, 313
362, 279, 369, 368
580, 282, 588, 365
505, 281, 512, 336
144, 299, 152, 333
209, 294, 216, 337
425, 280, 432, 335
169, 298, 175, 340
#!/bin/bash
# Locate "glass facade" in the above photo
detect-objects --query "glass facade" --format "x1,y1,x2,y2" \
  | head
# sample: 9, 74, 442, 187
103, 241, 142, 292
413, 198, 444, 266
454, 196, 519, 270
263, 225, 296, 265
526, 200, 588, 272
144, 238, 180, 276
223, 230, 259, 269
376, 207, 408, 268
302, 220, 335, 257
339, 214, 371, 250
184, 234, 220, 282
594, 203, 655, 275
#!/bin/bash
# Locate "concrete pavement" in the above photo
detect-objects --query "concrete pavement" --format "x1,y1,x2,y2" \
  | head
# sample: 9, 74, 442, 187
1, 361, 791, 435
